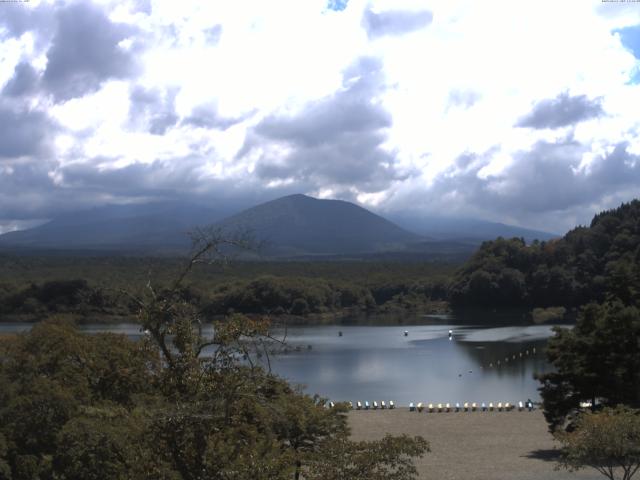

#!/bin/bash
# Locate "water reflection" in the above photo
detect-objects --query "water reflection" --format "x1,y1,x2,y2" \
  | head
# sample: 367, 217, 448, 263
268, 324, 556, 405
2, 318, 561, 406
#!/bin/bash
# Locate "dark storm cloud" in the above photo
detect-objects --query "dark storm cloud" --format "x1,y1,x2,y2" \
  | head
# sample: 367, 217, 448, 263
516, 92, 604, 129
237, 57, 398, 192
0, 106, 54, 159
129, 85, 179, 135
43, 2, 140, 103
0, 2, 55, 46
2, 62, 39, 98
422, 138, 640, 228
362, 7, 433, 39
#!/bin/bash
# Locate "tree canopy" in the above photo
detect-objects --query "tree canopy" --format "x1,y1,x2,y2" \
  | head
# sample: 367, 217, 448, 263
537, 302, 640, 432
449, 200, 640, 309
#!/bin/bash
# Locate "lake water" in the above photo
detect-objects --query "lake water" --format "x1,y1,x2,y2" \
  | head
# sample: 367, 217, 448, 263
0, 316, 559, 406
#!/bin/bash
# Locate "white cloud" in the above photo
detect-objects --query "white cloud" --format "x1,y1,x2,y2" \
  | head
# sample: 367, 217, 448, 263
0, 0, 639, 233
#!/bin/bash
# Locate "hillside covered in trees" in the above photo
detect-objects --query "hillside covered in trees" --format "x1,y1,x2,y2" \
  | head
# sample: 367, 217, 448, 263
449, 200, 640, 308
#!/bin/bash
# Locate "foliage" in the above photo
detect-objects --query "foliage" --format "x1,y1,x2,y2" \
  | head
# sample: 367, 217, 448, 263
449, 200, 640, 308
537, 302, 640, 431
555, 406, 640, 480
0, 258, 454, 323
306, 434, 429, 480
0, 233, 428, 479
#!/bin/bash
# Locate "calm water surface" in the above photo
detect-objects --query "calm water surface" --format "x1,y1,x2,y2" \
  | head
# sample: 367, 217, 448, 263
2, 316, 558, 406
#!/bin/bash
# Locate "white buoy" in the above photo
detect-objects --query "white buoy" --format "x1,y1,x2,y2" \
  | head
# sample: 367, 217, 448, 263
448, 329, 453, 340
404, 330, 409, 336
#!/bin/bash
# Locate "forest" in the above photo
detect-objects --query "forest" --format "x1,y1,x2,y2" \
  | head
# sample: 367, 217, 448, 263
0, 259, 452, 323
449, 200, 640, 310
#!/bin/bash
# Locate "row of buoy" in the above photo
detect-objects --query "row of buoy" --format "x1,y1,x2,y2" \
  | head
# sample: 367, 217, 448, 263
408, 401, 534, 412
486, 347, 537, 368
347, 400, 396, 410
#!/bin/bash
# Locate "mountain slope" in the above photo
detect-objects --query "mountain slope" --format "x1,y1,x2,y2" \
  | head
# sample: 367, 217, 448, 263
0, 202, 227, 252
216, 194, 421, 255
388, 214, 558, 244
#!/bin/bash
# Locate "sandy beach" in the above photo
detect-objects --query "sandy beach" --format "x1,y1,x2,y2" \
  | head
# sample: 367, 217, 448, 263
348, 409, 602, 480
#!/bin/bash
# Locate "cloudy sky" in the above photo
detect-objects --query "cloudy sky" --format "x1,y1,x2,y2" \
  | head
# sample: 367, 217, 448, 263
0, 0, 639, 235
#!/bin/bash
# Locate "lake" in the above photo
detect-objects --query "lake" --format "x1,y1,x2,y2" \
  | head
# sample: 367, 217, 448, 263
0, 315, 559, 406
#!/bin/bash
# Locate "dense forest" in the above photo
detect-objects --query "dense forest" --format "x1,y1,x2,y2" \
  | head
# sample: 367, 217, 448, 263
0, 260, 452, 323
449, 200, 640, 309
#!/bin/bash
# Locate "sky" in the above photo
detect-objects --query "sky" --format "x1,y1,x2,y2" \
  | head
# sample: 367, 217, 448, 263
0, 0, 639, 235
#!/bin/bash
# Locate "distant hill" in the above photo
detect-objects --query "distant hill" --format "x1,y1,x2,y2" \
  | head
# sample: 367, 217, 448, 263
0, 194, 558, 260
216, 194, 421, 256
387, 214, 557, 244
0, 202, 228, 253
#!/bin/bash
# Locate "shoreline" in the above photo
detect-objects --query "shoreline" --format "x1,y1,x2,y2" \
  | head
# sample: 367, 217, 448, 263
348, 409, 601, 480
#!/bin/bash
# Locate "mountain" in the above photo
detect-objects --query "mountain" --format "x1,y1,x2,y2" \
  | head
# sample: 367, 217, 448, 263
216, 194, 421, 256
387, 213, 558, 244
0, 202, 229, 253
0, 194, 557, 259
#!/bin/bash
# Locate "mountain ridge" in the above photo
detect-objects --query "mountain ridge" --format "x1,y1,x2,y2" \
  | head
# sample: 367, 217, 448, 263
0, 194, 557, 259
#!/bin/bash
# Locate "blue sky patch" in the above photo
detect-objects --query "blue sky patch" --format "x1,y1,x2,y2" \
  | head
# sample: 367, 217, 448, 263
327, 0, 348, 11
614, 25, 640, 59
